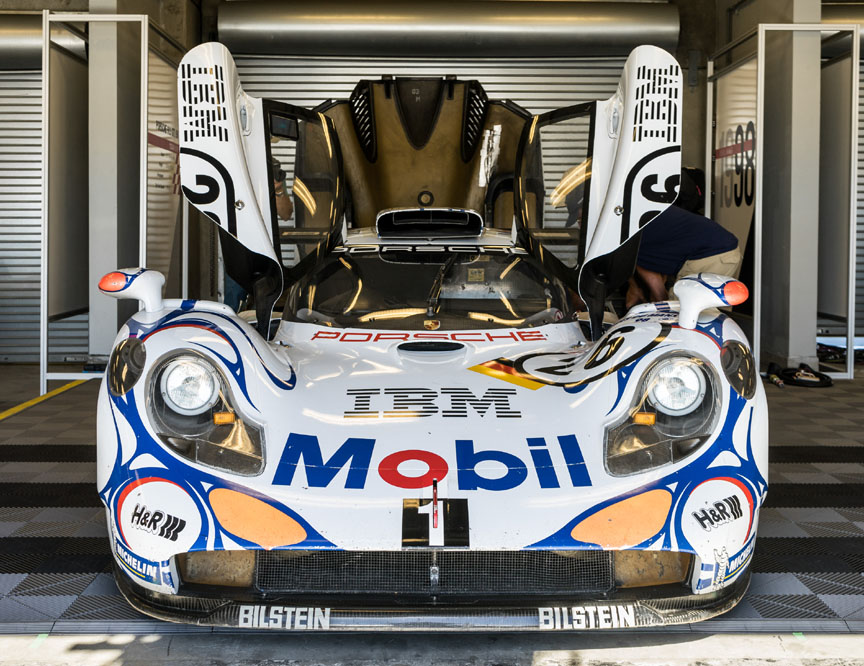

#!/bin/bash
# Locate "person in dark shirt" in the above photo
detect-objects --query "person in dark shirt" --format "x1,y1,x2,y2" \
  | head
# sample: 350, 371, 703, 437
627, 205, 741, 307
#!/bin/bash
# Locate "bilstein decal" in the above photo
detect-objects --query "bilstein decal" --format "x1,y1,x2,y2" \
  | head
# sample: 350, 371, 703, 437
239, 606, 331, 630
539, 604, 637, 629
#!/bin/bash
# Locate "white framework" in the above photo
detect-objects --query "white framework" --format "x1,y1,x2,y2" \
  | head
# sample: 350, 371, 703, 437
39, 11, 188, 394
706, 23, 860, 379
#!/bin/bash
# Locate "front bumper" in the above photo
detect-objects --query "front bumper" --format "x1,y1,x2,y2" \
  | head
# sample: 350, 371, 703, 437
115, 564, 749, 631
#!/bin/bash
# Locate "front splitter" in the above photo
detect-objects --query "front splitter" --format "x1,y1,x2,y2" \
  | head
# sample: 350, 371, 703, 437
114, 568, 750, 632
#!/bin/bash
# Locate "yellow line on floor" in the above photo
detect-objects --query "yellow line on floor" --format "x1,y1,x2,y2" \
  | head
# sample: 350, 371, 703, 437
0, 380, 87, 422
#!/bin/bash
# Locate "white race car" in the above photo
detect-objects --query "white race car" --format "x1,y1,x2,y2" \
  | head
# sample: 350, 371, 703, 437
96, 42, 767, 631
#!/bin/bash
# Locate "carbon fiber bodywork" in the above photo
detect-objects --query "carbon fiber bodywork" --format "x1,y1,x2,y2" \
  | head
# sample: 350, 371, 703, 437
115, 564, 750, 631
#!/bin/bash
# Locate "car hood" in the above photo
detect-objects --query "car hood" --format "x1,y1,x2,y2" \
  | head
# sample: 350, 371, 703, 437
99, 309, 757, 557
245, 319, 685, 549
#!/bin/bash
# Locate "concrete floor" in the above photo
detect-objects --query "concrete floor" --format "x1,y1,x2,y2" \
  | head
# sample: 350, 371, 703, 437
0, 630, 862, 665
0, 364, 97, 413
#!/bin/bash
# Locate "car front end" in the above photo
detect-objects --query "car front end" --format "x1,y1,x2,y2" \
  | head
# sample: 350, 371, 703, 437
97, 238, 766, 631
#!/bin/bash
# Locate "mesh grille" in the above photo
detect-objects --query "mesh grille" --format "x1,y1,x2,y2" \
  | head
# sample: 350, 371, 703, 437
461, 80, 489, 161
349, 80, 376, 161
256, 551, 613, 597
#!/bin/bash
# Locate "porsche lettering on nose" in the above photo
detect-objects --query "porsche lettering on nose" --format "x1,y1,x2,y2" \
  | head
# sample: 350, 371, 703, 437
272, 433, 592, 490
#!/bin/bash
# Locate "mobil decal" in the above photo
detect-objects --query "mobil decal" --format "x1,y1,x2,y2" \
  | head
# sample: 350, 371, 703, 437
272, 433, 592, 491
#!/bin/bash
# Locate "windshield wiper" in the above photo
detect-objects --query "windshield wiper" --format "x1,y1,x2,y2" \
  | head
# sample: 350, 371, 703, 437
426, 254, 459, 317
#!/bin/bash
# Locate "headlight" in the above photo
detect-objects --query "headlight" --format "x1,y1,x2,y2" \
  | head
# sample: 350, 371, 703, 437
605, 355, 719, 476
646, 357, 706, 416
149, 354, 264, 475
159, 357, 219, 416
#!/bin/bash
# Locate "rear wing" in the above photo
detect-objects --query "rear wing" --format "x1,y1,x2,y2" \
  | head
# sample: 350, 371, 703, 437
515, 46, 682, 339
178, 42, 343, 335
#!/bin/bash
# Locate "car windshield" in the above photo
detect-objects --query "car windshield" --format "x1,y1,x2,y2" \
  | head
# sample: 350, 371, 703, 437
284, 248, 571, 330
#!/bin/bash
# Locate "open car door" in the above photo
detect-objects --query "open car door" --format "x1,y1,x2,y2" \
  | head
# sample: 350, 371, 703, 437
514, 45, 683, 339
178, 42, 344, 336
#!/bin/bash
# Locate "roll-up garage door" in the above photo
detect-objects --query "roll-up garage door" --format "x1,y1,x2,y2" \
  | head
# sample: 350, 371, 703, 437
0, 71, 87, 363
234, 55, 627, 264
858, 61, 864, 336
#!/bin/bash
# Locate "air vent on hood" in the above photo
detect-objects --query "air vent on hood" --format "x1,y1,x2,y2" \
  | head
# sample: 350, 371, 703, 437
397, 341, 465, 352
350, 80, 376, 162
376, 208, 483, 238
462, 80, 489, 162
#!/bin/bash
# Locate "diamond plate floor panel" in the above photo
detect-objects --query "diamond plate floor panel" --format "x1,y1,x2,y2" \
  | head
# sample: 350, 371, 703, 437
1, 372, 864, 633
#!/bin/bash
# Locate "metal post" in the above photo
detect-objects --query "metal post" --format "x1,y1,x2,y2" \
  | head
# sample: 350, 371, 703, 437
754, 26, 765, 372
39, 9, 50, 396
139, 18, 149, 296
40, 13, 153, 391
845, 26, 860, 378
705, 60, 714, 218
753, 23, 858, 379
182, 200, 189, 299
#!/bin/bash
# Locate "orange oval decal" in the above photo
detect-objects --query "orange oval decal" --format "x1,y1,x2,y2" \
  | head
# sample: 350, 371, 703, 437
99, 272, 128, 292
723, 281, 749, 306
571, 488, 672, 548
209, 488, 307, 550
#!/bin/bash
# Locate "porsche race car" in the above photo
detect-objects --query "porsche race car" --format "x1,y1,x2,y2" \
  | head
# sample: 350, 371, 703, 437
96, 42, 767, 631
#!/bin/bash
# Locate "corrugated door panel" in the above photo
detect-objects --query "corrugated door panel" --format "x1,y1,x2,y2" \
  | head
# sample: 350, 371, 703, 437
859, 61, 864, 335
3, 57, 627, 361
235, 56, 626, 265
0, 71, 87, 363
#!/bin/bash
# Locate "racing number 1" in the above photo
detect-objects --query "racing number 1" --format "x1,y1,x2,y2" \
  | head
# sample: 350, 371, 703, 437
402, 498, 469, 547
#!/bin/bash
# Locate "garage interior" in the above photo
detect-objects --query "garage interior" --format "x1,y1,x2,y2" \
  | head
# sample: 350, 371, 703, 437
2, 0, 864, 655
